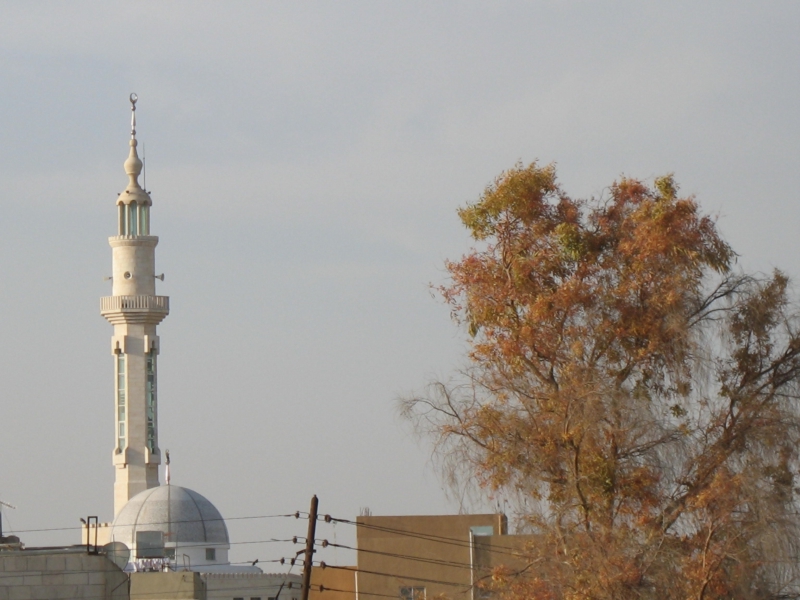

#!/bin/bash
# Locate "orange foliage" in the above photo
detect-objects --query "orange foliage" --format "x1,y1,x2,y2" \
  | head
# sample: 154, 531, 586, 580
405, 163, 800, 599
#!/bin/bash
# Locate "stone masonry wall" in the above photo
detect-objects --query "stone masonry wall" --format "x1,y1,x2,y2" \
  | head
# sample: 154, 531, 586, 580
0, 548, 128, 600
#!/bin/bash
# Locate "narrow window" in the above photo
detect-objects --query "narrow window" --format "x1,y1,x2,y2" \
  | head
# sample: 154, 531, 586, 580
116, 353, 126, 450
142, 206, 150, 235
118, 204, 125, 235
205, 548, 216, 561
146, 350, 157, 453
129, 203, 138, 235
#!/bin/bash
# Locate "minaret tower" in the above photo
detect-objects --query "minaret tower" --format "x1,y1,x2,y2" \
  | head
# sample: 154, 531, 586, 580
101, 94, 169, 516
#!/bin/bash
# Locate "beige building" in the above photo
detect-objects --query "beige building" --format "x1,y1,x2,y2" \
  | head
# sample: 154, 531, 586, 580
310, 564, 356, 600
0, 547, 128, 600
354, 514, 509, 600
202, 573, 302, 600
128, 572, 301, 600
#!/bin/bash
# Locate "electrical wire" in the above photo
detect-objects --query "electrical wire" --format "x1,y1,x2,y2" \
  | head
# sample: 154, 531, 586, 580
319, 563, 472, 590
311, 583, 395, 599
317, 541, 476, 571
10, 512, 301, 535
0, 554, 295, 581
324, 516, 527, 560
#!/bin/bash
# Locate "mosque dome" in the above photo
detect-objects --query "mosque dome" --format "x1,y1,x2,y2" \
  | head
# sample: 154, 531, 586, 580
110, 485, 231, 569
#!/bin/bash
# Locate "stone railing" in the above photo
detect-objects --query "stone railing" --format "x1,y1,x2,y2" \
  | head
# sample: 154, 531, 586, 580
101, 295, 169, 312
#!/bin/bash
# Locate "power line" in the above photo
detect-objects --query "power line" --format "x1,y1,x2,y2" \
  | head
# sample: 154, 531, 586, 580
326, 516, 489, 548
319, 563, 472, 590
311, 584, 394, 599
318, 541, 476, 571
0, 555, 295, 581
324, 516, 527, 560
11, 512, 301, 535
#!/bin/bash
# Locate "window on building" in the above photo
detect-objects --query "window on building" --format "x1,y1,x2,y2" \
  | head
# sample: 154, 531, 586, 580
206, 548, 216, 561
146, 350, 157, 452
116, 352, 126, 450
234, 597, 244, 600
470, 526, 494, 536
135, 531, 165, 559
400, 586, 426, 600
142, 205, 150, 235
251, 597, 262, 600
118, 204, 125, 235
129, 203, 138, 235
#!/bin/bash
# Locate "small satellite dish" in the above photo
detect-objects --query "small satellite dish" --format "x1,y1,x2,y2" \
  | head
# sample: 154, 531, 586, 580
103, 541, 130, 570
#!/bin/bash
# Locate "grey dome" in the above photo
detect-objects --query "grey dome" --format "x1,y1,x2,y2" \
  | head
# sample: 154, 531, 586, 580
111, 485, 229, 548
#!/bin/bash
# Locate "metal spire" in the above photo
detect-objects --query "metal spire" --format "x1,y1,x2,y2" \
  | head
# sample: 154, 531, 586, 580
130, 93, 138, 139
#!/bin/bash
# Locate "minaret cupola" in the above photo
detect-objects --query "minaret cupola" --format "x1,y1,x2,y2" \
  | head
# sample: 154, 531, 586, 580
117, 94, 152, 237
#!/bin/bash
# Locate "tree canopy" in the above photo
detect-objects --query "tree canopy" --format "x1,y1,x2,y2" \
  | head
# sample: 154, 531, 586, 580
403, 163, 800, 599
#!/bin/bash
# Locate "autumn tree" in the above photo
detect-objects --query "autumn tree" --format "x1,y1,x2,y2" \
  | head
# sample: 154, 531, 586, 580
402, 163, 800, 599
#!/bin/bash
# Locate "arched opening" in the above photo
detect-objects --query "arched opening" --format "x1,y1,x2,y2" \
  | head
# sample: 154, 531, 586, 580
118, 204, 125, 235
129, 202, 138, 235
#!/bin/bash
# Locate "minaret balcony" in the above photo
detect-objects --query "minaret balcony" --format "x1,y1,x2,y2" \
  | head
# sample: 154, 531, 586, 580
101, 295, 169, 325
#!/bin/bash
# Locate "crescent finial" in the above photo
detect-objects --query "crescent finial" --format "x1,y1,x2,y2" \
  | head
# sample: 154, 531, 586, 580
129, 93, 138, 138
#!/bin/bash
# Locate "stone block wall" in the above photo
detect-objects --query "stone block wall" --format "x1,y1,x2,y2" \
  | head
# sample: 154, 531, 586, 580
0, 548, 128, 600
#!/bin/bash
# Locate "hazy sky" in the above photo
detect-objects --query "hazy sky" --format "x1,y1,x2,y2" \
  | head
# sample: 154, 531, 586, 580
1, 1, 799, 566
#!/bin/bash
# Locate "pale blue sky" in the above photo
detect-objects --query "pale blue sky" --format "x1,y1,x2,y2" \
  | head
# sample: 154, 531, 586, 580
1, 1, 799, 565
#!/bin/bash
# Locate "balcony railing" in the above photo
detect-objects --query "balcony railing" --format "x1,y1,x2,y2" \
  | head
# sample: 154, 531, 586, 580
101, 295, 169, 313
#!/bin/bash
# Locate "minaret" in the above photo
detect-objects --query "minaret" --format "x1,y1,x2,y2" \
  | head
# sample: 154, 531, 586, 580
101, 94, 169, 516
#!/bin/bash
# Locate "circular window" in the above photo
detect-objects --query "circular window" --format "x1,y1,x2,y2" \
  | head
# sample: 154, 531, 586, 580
124, 272, 132, 279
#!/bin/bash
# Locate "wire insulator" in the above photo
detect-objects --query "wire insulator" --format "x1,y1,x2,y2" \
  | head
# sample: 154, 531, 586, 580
324, 514, 332, 523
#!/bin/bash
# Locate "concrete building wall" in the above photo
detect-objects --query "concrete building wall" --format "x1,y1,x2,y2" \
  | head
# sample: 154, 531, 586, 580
81, 522, 113, 547
309, 565, 355, 600
201, 572, 301, 600
130, 572, 205, 600
0, 548, 128, 600
471, 533, 537, 596
356, 514, 506, 600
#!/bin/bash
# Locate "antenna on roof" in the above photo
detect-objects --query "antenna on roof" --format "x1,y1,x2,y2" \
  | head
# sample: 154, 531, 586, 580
0, 499, 16, 539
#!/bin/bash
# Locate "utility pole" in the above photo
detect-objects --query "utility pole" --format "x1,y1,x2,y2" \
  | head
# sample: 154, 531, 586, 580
301, 495, 319, 600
